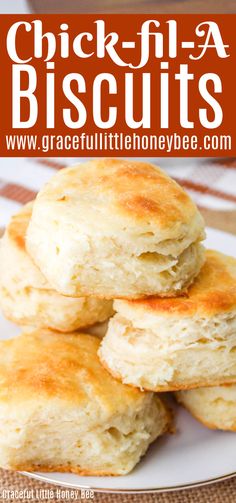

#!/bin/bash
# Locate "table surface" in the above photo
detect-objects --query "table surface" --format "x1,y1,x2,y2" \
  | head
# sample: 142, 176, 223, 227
1, 468, 236, 503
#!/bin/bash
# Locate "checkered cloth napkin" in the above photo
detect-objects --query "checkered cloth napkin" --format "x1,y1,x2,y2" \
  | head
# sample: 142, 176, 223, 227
0, 157, 235, 229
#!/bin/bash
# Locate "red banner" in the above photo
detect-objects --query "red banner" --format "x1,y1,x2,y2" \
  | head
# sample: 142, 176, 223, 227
0, 14, 235, 156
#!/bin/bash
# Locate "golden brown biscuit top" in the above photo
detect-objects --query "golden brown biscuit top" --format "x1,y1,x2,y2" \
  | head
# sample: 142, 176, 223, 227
0, 331, 144, 411
116, 250, 236, 317
36, 159, 202, 232
7, 202, 33, 252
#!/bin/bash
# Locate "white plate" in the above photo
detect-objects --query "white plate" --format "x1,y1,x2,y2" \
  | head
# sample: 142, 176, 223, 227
2, 227, 236, 493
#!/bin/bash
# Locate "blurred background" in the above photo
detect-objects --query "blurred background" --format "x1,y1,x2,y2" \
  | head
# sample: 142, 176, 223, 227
0, 0, 235, 13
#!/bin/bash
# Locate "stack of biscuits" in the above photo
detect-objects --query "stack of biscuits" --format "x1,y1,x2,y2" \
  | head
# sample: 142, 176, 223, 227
0, 158, 235, 476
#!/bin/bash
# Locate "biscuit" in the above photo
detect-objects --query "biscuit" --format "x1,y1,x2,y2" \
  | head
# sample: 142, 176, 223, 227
99, 250, 236, 391
176, 385, 236, 431
0, 330, 170, 475
26, 159, 205, 299
0, 203, 113, 332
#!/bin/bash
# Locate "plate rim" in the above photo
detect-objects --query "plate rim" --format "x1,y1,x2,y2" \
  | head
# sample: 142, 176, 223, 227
21, 471, 236, 494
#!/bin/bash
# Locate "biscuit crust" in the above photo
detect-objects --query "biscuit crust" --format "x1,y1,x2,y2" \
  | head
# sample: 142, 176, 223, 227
12, 464, 124, 476
0, 331, 170, 475
33, 158, 201, 231
0, 331, 142, 407
26, 159, 205, 298
115, 250, 236, 317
